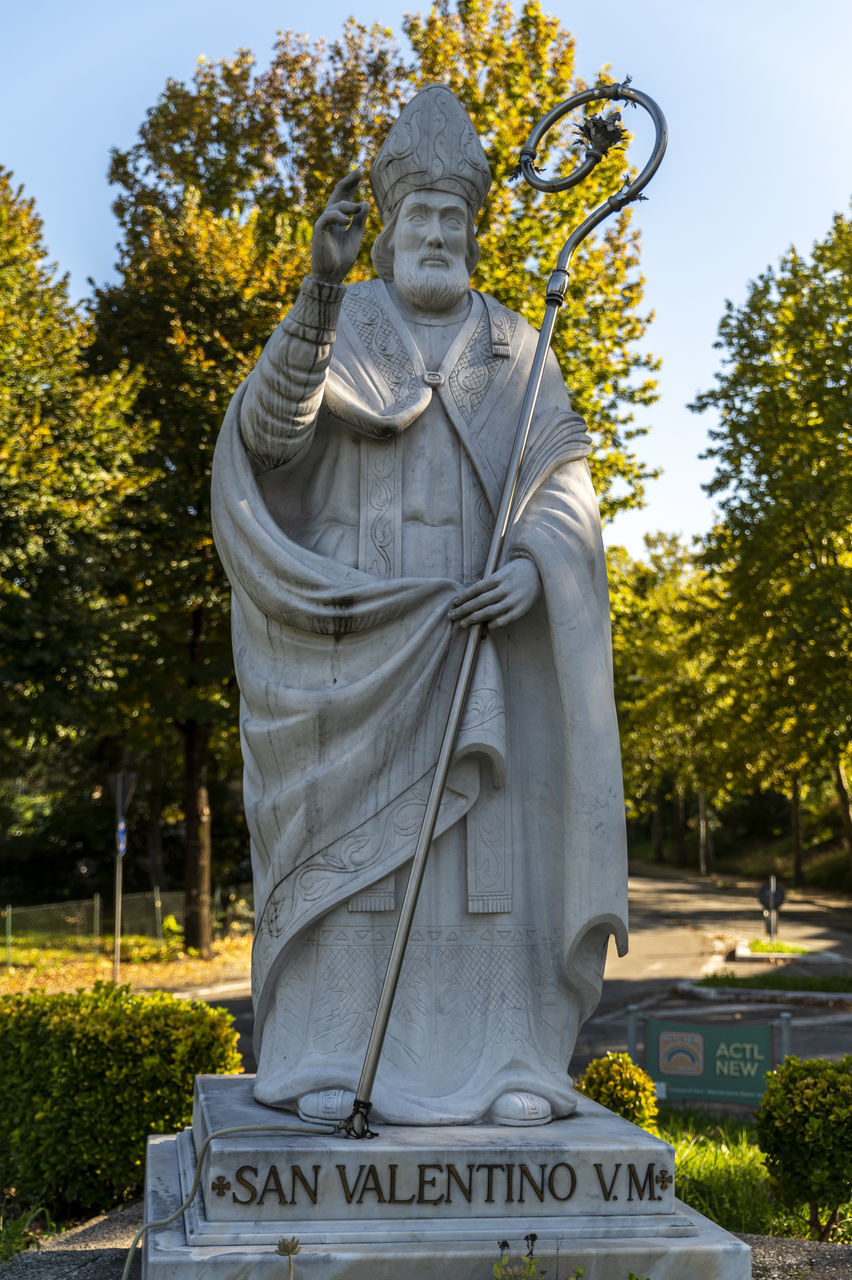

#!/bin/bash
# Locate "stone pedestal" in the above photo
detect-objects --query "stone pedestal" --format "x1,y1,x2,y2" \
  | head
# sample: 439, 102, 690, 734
142, 1075, 750, 1279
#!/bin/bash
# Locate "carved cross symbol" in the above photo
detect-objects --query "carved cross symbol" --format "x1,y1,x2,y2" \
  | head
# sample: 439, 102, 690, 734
211, 1176, 231, 1197
656, 1169, 673, 1190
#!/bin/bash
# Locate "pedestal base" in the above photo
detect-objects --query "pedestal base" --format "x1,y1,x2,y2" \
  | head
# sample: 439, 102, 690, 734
141, 1075, 750, 1279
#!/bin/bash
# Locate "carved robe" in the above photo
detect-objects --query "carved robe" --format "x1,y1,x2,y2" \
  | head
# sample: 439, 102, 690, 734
212, 276, 628, 1124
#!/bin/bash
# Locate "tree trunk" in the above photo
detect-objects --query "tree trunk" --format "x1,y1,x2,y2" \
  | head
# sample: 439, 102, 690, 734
650, 800, 665, 863
674, 785, 688, 866
791, 773, 803, 888
698, 787, 709, 876
182, 720, 212, 955
834, 758, 852, 866
145, 776, 167, 890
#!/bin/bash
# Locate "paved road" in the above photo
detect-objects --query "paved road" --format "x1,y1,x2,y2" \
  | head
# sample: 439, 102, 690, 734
573, 871, 852, 1075
185, 870, 852, 1077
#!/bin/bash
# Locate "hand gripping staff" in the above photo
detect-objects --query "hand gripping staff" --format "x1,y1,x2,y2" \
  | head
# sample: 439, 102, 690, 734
342, 82, 667, 1138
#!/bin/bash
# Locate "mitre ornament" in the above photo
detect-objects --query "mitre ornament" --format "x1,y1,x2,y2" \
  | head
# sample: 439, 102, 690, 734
370, 83, 492, 220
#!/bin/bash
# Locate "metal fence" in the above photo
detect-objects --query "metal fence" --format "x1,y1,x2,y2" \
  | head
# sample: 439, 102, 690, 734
2, 889, 185, 951
2, 884, 254, 961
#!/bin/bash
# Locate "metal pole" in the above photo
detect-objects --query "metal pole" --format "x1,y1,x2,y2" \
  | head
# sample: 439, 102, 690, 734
108, 770, 135, 982
5, 905, 11, 969
341, 82, 667, 1138
769, 874, 777, 944
113, 819, 123, 984
93, 892, 101, 962
153, 884, 163, 943
778, 1010, 792, 1063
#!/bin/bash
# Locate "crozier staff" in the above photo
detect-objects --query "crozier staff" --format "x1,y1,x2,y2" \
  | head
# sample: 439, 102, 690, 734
212, 83, 628, 1128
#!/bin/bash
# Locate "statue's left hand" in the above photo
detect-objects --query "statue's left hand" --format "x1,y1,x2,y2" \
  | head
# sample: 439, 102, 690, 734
448, 557, 542, 629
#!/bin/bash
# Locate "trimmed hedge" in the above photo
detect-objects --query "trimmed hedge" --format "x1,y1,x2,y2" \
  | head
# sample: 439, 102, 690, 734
576, 1051, 659, 1133
0, 982, 241, 1214
756, 1055, 852, 1240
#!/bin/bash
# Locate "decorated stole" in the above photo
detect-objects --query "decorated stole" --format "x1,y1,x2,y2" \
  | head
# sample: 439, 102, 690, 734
346, 289, 516, 915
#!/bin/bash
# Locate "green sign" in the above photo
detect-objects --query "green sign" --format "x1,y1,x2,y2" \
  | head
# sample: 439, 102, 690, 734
646, 1018, 775, 1105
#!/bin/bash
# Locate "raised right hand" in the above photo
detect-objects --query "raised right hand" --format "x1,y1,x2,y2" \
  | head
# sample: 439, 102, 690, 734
311, 169, 369, 286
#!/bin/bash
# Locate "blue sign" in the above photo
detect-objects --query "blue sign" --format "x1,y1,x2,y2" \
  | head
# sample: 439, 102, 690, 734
117, 819, 127, 858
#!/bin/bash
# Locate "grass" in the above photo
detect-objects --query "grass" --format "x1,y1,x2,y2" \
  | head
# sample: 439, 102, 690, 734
0, 932, 252, 996
3, 933, 192, 968
657, 1105, 852, 1241
0, 1202, 55, 1261
747, 938, 809, 955
699, 970, 852, 993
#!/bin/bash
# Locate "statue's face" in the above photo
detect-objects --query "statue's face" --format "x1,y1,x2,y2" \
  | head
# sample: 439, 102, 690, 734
391, 189, 471, 312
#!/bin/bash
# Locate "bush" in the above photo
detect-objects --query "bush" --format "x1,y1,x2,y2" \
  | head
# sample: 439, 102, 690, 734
575, 1052, 659, 1133
755, 1055, 852, 1240
0, 982, 241, 1215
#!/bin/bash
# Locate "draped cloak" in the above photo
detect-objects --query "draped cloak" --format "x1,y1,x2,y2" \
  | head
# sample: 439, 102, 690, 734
211, 278, 628, 1124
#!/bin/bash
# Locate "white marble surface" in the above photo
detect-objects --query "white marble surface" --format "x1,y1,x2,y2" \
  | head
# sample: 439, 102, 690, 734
143, 1126, 751, 1279
191, 1075, 679, 1228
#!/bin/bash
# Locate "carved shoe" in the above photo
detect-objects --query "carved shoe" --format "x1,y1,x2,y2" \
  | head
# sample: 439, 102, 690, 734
297, 1088, 354, 1124
488, 1091, 553, 1126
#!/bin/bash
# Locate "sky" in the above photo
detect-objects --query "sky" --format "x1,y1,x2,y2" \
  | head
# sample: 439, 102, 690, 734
2, 0, 850, 557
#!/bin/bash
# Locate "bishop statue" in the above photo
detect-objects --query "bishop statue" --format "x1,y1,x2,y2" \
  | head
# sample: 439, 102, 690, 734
212, 84, 628, 1128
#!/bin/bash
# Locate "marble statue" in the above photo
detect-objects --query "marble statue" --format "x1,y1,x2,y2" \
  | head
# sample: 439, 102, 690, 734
211, 83, 628, 1129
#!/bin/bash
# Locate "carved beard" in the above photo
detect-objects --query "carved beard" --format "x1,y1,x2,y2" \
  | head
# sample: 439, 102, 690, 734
392, 248, 470, 313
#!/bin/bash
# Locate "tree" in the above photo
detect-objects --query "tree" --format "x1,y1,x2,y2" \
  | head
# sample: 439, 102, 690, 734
692, 210, 852, 862
88, 1, 660, 945
0, 171, 147, 729
609, 536, 736, 872
0, 171, 151, 901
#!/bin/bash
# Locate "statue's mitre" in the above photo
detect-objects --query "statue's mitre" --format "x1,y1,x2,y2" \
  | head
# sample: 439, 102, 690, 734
370, 83, 491, 221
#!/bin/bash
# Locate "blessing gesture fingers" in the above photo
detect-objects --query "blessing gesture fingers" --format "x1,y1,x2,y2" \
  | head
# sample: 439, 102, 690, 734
448, 557, 542, 629
311, 169, 370, 286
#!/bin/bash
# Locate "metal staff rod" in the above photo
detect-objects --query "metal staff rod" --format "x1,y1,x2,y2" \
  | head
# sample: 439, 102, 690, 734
342, 81, 667, 1139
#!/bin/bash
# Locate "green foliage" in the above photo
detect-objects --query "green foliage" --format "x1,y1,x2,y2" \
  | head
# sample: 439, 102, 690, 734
492, 1254, 549, 1279
493, 1235, 558, 1280
700, 970, 852, 992
756, 1056, 852, 1240
609, 535, 734, 863
0, 170, 148, 744
0, 171, 166, 914
575, 1052, 659, 1133
0, 982, 241, 1215
0, 1200, 54, 1261
691, 209, 852, 854
0, 933, 197, 976
747, 937, 808, 954
659, 1105, 852, 1241
663, 1109, 776, 1235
